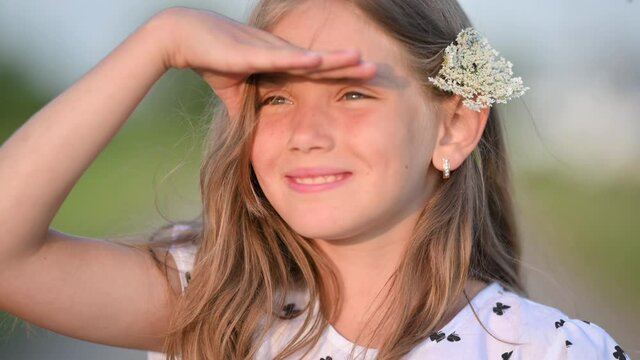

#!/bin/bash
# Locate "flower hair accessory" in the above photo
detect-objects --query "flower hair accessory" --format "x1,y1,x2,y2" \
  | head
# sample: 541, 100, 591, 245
428, 27, 529, 112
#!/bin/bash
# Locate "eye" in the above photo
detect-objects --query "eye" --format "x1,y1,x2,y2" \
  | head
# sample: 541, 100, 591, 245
260, 95, 293, 106
341, 91, 372, 101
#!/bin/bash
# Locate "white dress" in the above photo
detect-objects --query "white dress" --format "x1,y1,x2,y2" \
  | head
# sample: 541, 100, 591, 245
148, 239, 630, 360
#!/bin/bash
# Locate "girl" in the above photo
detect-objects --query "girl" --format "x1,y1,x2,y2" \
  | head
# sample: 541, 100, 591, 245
0, 0, 629, 359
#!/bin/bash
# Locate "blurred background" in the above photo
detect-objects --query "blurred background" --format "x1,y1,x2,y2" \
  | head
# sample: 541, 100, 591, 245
0, 0, 638, 358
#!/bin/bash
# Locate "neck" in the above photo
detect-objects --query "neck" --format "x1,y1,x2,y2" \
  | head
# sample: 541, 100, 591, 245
313, 204, 422, 290
309, 206, 489, 348
311, 207, 424, 346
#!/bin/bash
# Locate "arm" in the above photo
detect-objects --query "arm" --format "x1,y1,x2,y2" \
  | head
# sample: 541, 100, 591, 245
0, 6, 372, 350
0, 16, 167, 263
0, 13, 178, 351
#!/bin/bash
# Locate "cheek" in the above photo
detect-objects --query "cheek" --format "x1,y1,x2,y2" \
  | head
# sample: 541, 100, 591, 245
250, 126, 274, 188
251, 118, 281, 167
355, 106, 431, 166
250, 117, 293, 202
400, 98, 438, 152
406, 118, 434, 159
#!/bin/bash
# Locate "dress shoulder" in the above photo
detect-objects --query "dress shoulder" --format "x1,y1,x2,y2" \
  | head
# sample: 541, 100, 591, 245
166, 224, 199, 292
147, 224, 199, 360
478, 285, 630, 359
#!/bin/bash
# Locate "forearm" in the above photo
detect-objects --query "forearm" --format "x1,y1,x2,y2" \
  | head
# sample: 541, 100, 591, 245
0, 19, 168, 259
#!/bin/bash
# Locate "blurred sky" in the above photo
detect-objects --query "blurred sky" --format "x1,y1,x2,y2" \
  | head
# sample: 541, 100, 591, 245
1, 0, 639, 180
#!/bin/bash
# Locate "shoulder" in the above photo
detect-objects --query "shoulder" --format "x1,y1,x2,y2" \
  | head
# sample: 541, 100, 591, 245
470, 283, 630, 360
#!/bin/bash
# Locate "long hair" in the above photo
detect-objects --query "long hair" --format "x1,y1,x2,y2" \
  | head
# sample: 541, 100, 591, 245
150, 0, 524, 359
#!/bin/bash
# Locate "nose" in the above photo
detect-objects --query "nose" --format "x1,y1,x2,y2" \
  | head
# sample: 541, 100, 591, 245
287, 103, 335, 154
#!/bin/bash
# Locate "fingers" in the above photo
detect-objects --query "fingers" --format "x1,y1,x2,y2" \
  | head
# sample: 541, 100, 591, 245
296, 50, 363, 72
294, 60, 377, 80
248, 47, 376, 81
255, 30, 365, 71
261, 50, 324, 70
249, 47, 357, 70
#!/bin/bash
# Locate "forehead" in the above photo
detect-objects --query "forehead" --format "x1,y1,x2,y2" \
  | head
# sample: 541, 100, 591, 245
268, 0, 407, 71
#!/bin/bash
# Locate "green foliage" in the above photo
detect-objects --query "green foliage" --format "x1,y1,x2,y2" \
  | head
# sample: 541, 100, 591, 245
516, 171, 640, 305
0, 64, 213, 338
2, 65, 212, 237
0, 65, 49, 143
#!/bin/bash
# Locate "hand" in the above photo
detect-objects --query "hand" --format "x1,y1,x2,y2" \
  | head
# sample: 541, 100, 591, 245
149, 7, 376, 118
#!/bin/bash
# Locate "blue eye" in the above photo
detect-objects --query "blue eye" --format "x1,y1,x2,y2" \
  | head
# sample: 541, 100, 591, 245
261, 95, 292, 106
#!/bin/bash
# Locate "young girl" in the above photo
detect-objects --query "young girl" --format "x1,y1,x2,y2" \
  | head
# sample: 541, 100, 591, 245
0, 0, 630, 359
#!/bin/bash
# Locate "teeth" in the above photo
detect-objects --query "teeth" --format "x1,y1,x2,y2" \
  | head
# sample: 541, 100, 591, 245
293, 174, 344, 185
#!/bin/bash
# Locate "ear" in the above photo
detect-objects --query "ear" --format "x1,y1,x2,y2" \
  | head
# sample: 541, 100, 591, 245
431, 97, 490, 174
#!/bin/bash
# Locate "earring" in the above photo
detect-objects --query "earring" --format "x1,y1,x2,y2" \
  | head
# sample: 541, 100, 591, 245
442, 158, 450, 179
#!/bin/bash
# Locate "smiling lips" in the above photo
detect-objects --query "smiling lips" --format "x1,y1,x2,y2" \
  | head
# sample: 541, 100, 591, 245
292, 174, 346, 185
285, 168, 352, 193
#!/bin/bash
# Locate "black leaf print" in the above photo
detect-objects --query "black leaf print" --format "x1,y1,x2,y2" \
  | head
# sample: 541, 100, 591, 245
613, 345, 627, 360
447, 332, 461, 342
554, 319, 566, 329
501, 350, 513, 360
581, 319, 591, 325
282, 303, 299, 318
320, 356, 333, 360
492, 302, 511, 316
565, 340, 572, 348
429, 331, 446, 342
185, 272, 192, 284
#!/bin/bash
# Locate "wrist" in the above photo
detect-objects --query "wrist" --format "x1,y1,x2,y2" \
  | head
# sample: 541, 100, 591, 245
136, 9, 179, 72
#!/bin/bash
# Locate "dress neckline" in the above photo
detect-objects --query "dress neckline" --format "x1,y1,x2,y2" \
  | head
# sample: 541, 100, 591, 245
324, 282, 503, 354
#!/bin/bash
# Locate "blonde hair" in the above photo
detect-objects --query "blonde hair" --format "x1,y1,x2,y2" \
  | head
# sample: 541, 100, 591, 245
148, 0, 524, 359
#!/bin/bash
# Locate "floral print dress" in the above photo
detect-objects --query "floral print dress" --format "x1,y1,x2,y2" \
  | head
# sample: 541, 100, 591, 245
148, 239, 630, 360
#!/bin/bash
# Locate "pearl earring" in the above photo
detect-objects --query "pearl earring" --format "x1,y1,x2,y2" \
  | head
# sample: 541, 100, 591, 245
442, 158, 450, 179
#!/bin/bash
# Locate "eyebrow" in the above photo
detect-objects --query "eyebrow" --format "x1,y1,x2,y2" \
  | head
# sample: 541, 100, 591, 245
256, 63, 409, 90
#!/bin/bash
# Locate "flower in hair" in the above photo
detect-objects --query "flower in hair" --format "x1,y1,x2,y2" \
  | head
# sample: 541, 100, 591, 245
428, 27, 529, 112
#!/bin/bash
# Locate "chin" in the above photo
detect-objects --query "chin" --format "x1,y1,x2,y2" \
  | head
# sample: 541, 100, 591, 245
284, 217, 340, 239
280, 212, 365, 241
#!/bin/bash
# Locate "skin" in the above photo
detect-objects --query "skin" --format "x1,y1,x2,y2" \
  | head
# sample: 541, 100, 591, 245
0, 2, 489, 351
251, 0, 491, 346
0, 6, 376, 351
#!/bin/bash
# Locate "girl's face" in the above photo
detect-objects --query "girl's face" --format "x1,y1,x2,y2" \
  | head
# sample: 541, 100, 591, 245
251, 0, 441, 242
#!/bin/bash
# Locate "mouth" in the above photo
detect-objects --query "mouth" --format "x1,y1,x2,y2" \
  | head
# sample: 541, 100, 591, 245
290, 173, 346, 185
284, 169, 352, 193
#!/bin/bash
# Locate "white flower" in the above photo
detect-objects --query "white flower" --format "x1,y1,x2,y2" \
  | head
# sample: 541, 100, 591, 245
428, 28, 529, 112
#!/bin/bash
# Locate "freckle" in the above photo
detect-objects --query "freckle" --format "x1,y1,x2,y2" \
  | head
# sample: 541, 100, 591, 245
404, 165, 409, 170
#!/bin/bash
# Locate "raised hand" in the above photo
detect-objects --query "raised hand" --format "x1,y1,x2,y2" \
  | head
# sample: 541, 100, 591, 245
149, 7, 377, 117
0, 7, 376, 351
